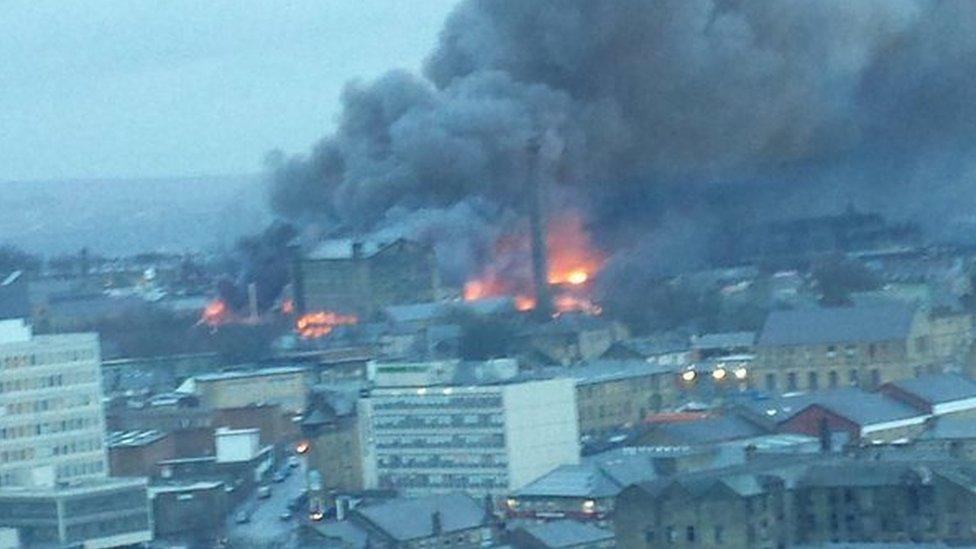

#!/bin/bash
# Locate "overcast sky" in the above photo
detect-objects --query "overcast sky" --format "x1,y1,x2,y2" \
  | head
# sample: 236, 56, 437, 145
0, 0, 458, 182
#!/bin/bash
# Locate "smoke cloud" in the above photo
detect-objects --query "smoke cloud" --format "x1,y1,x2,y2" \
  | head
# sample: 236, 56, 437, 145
267, 0, 976, 289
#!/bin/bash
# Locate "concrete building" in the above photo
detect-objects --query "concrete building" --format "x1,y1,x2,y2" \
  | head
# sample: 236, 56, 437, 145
753, 303, 933, 393
360, 360, 580, 496
178, 365, 309, 414
570, 360, 678, 436
149, 480, 228, 541
0, 477, 152, 548
0, 319, 107, 488
295, 237, 439, 318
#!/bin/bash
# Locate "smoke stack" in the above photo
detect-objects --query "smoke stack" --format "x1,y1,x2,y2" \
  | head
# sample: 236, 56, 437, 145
247, 282, 259, 322
526, 138, 553, 318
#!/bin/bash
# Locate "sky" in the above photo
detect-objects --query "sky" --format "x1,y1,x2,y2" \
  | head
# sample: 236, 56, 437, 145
0, 0, 459, 182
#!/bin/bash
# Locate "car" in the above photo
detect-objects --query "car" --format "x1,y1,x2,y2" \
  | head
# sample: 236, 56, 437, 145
279, 511, 293, 521
273, 472, 286, 483
234, 511, 250, 524
257, 485, 272, 499
287, 456, 300, 468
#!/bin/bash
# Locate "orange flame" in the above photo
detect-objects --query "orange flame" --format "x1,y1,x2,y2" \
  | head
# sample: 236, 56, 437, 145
296, 310, 358, 338
462, 210, 605, 315
199, 299, 229, 327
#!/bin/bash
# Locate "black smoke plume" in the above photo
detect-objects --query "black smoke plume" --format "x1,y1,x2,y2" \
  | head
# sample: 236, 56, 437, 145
267, 0, 976, 290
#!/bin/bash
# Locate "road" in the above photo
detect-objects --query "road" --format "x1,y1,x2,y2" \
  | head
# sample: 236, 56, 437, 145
226, 461, 306, 548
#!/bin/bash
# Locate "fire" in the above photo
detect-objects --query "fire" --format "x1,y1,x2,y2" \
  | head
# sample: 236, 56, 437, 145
296, 311, 358, 339
462, 210, 605, 315
199, 299, 229, 327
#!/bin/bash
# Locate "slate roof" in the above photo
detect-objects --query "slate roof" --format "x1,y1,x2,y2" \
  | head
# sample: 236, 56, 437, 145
517, 520, 614, 548
692, 331, 756, 350
886, 374, 976, 405
353, 493, 486, 541
571, 360, 674, 386
922, 417, 976, 440
758, 304, 916, 346
798, 462, 930, 488
738, 388, 924, 427
515, 463, 626, 499
654, 415, 768, 445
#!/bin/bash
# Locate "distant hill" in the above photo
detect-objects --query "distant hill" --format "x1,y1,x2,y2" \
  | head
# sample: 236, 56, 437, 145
0, 175, 271, 256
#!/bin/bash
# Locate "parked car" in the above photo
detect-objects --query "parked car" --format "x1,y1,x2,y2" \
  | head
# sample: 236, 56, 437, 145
257, 485, 272, 499
273, 472, 286, 483
287, 456, 300, 468
279, 511, 293, 521
234, 511, 250, 524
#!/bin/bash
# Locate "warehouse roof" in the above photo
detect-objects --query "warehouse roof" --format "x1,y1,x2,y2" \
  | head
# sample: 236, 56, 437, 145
353, 493, 486, 541
758, 304, 916, 346
516, 520, 614, 548
885, 374, 976, 406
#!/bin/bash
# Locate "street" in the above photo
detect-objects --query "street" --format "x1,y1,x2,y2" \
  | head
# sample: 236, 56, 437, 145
225, 461, 306, 548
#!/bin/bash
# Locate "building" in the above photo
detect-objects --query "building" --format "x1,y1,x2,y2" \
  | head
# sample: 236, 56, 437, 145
0, 477, 153, 548
360, 361, 580, 496
302, 388, 365, 502
570, 360, 678, 435
509, 519, 616, 548
107, 430, 174, 478
518, 314, 629, 366
735, 388, 929, 444
178, 365, 309, 414
349, 492, 493, 548
753, 303, 933, 393
0, 319, 107, 488
880, 373, 976, 417
149, 480, 228, 541
691, 331, 756, 360
295, 237, 439, 318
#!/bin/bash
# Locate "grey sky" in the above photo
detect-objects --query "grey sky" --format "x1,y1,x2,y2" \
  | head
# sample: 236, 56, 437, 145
0, 0, 458, 182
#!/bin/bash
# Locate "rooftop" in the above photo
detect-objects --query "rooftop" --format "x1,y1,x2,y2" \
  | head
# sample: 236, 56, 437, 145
353, 492, 486, 541
653, 415, 768, 446
106, 429, 167, 448
569, 360, 675, 386
516, 520, 614, 548
692, 331, 755, 350
737, 388, 926, 427
193, 365, 306, 382
885, 373, 976, 405
758, 303, 917, 346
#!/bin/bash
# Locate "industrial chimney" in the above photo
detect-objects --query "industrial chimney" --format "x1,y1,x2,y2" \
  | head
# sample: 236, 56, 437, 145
526, 138, 553, 318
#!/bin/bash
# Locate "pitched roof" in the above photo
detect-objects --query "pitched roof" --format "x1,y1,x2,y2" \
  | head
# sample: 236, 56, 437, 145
758, 304, 916, 346
570, 360, 674, 386
922, 417, 976, 440
692, 331, 755, 350
516, 520, 614, 548
353, 493, 486, 541
515, 463, 626, 499
886, 374, 976, 405
798, 462, 929, 488
654, 415, 768, 445
738, 388, 924, 427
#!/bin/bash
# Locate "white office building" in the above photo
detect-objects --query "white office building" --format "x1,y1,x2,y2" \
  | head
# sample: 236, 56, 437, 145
360, 359, 580, 496
0, 318, 108, 488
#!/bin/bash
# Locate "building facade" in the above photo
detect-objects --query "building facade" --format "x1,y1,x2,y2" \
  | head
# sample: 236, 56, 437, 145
182, 366, 309, 414
0, 320, 107, 488
360, 376, 580, 496
572, 361, 678, 436
753, 304, 933, 394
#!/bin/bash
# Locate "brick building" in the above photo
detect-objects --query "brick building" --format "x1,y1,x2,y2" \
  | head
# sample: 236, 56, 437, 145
571, 360, 678, 435
295, 237, 439, 318
753, 303, 933, 393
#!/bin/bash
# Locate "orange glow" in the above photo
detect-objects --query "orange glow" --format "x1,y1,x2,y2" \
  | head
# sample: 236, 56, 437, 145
199, 299, 229, 327
461, 210, 605, 316
296, 311, 358, 339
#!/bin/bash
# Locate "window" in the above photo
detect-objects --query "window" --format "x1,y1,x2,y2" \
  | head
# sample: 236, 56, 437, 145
828, 370, 838, 388
666, 526, 676, 543
787, 372, 797, 391
766, 374, 776, 391
714, 526, 724, 544
870, 368, 881, 388
849, 369, 859, 386
686, 525, 695, 542
644, 529, 655, 543
808, 371, 818, 390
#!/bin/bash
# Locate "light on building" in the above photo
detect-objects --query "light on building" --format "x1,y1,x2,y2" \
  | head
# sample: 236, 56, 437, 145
582, 499, 596, 513
681, 370, 697, 383
295, 440, 310, 455
417, 387, 428, 395
442, 387, 453, 395
733, 367, 748, 380
506, 498, 519, 510
310, 510, 324, 522
712, 368, 727, 381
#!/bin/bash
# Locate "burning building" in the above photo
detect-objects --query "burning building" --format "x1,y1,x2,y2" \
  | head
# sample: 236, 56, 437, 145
294, 237, 439, 319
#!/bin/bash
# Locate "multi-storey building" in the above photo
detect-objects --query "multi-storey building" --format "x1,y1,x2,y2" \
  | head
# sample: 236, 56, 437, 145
571, 360, 678, 436
359, 360, 579, 496
752, 303, 932, 393
0, 318, 107, 488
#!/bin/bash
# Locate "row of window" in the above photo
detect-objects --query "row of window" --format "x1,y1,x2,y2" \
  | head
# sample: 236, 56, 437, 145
0, 369, 98, 393
0, 393, 95, 416
0, 415, 101, 440
1, 349, 96, 370
764, 369, 882, 392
